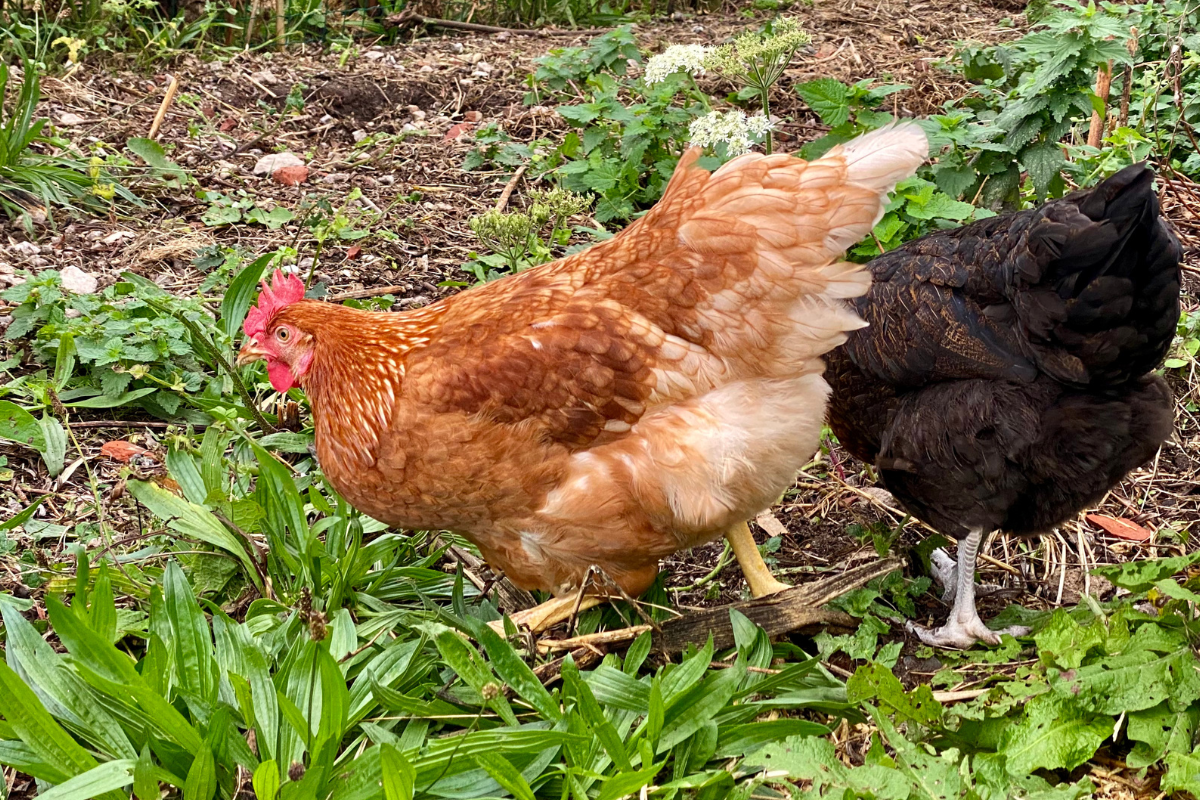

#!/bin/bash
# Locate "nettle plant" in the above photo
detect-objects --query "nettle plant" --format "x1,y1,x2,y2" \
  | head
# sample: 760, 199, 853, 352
950, 0, 1136, 205
2, 270, 225, 421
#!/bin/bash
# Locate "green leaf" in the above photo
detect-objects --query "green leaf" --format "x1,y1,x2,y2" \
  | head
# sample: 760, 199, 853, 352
65, 387, 156, 408
1, 497, 46, 531
54, 331, 75, 390
221, 252, 277, 345
846, 662, 943, 726
1020, 139, 1066, 197
252, 760, 280, 800
795, 78, 850, 127
596, 764, 660, 800
126, 480, 260, 589
128, 137, 187, 182
0, 657, 99, 777
39, 414, 66, 477
1033, 609, 1105, 669
0, 399, 46, 452
1163, 746, 1200, 796
1127, 704, 1198, 769
380, 745, 414, 800
475, 623, 561, 721
184, 746, 217, 800
134, 746, 158, 800
475, 753, 536, 800
1092, 551, 1200, 593
163, 561, 217, 704
46, 595, 207, 756
34, 760, 136, 800
999, 696, 1110, 776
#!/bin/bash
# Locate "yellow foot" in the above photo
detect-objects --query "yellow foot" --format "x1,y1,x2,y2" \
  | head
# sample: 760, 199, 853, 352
726, 520, 791, 598
487, 594, 606, 636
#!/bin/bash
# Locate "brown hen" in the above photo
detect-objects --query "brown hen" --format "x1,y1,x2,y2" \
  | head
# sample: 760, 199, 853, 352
238, 125, 928, 631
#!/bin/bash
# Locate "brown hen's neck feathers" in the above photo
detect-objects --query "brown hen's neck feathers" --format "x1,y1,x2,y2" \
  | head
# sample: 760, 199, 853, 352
274, 300, 441, 471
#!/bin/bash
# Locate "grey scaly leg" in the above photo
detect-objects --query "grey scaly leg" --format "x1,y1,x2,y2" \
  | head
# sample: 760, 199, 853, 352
907, 528, 1030, 649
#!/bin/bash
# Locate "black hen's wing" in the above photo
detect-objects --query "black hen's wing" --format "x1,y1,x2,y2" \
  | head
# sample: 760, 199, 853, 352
1008, 163, 1182, 385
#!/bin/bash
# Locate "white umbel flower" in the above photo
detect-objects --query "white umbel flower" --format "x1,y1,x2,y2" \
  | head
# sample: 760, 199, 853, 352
688, 110, 774, 156
643, 44, 710, 84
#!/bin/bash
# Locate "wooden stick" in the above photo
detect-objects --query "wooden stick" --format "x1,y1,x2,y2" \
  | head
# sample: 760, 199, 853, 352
494, 164, 528, 212
1087, 60, 1114, 149
275, 0, 285, 48
1118, 29, 1139, 129
329, 284, 410, 301
148, 75, 179, 141
537, 556, 904, 655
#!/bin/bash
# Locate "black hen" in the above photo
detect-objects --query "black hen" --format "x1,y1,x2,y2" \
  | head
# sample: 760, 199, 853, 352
826, 163, 1182, 648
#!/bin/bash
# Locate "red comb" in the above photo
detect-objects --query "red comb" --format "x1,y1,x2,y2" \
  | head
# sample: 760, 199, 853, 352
243, 269, 306, 339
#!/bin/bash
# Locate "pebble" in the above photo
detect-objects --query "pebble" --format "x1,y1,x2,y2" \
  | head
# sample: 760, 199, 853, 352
450, 42, 464, 54
419, 65, 434, 73
58, 112, 86, 126
65, 308, 81, 319
352, 130, 368, 142
250, 69, 279, 85
253, 152, 304, 175
378, 174, 395, 186
0, 315, 11, 331
365, 51, 385, 60
59, 265, 98, 294
321, 172, 351, 184
10, 241, 38, 255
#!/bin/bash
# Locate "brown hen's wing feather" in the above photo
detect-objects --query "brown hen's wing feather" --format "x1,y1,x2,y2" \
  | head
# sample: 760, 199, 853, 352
404, 126, 928, 450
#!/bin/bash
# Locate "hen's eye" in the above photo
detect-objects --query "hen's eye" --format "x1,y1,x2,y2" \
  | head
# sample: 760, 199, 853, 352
276, 327, 290, 342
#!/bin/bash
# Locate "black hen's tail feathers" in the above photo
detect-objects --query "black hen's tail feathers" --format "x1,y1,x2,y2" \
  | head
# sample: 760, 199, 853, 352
1009, 163, 1182, 386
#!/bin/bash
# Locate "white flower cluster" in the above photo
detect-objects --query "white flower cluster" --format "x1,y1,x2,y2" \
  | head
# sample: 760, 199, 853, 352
688, 110, 776, 156
643, 43, 710, 84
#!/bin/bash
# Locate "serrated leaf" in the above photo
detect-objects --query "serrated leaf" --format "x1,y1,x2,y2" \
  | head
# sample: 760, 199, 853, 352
1092, 551, 1200, 593
846, 662, 942, 726
1163, 746, 1200, 796
1021, 140, 1066, 197
1000, 696, 1112, 776
796, 78, 850, 127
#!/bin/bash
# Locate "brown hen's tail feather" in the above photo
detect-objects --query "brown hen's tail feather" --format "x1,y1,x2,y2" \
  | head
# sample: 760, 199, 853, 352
626, 122, 928, 382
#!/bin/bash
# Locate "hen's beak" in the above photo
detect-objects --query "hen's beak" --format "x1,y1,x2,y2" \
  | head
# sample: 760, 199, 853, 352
237, 339, 269, 367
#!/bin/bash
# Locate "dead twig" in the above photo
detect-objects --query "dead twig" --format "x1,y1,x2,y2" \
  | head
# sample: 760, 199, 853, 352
494, 164, 528, 212
148, 75, 179, 140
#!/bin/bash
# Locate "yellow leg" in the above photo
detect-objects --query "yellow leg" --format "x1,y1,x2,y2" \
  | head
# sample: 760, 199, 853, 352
487, 594, 607, 635
726, 521, 790, 597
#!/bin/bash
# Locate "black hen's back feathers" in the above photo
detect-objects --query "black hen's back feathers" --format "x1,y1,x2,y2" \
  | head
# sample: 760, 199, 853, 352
826, 164, 1182, 540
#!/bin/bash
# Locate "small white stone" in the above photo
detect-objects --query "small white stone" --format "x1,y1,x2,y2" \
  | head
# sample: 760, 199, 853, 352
58, 112, 86, 126
250, 69, 279, 85
59, 266, 99, 294
365, 51, 385, 60
450, 42, 464, 54
352, 130, 368, 143
10, 241, 38, 255
101, 230, 134, 245
64, 308, 81, 318
419, 65, 434, 73
253, 152, 304, 175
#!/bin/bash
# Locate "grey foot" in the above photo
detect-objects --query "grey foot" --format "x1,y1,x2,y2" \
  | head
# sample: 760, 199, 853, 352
929, 548, 959, 603
905, 616, 1030, 649
928, 547, 1009, 604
